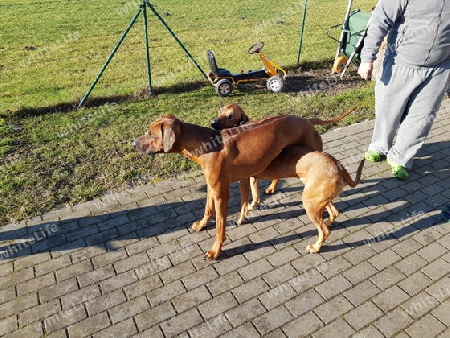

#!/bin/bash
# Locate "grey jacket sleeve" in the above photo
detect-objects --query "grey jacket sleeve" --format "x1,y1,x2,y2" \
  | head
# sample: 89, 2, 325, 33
360, 0, 409, 63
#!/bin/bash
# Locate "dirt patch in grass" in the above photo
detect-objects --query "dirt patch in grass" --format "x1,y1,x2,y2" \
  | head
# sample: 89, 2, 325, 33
285, 67, 362, 96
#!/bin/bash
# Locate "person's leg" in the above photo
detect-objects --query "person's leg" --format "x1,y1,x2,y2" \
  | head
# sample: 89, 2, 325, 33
367, 57, 416, 157
387, 65, 450, 169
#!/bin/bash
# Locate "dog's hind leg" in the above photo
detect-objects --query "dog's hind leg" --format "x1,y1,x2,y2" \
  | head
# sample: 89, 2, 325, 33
248, 177, 260, 211
238, 178, 250, 224
304, 200, 330, 254
264, 179, 279, 194
325, 202, 340, 227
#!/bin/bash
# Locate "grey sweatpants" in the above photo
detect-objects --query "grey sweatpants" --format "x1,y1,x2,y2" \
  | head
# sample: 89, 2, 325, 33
368, 57, 450, 169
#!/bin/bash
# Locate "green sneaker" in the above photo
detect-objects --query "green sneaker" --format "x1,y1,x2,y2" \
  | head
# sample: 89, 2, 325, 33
387, 160, 409, 180
364, 150, 385, 162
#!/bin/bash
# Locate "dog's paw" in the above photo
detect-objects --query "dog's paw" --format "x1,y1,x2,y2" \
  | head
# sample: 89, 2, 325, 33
248, 200, 260, 210
265, 187, 275, 194
305, 244, 320, 254
192, 221, 206, 231
204, 250, 220, 260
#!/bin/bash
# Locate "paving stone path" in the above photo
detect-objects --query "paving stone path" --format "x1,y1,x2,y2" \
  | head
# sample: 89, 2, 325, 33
1, 99, 449, 337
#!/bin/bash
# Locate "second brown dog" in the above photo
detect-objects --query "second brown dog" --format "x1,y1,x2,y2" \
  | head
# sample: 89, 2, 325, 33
211, 104, 356, 209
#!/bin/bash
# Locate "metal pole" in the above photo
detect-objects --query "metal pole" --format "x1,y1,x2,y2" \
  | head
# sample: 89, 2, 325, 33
296, 0, 308, 66
78, 6, 143, 109
145, 1, 208, 80
142, 1, 152, 92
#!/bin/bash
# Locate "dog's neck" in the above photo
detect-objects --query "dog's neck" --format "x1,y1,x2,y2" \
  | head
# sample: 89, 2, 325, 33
174, 122, 223, 165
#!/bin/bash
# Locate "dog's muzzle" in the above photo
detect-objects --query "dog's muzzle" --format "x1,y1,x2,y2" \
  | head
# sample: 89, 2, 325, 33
211, 118, 220, 130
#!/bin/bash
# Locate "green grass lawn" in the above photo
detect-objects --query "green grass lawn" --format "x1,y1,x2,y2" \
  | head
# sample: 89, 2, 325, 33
0, 0, 376, 225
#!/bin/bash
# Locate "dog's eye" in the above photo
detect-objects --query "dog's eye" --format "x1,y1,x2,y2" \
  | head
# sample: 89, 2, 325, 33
228, 114, 234, 120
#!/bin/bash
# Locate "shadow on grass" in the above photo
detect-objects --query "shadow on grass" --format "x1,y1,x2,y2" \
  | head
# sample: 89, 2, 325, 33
0, 141, 448, 262
6, 61, 364, 119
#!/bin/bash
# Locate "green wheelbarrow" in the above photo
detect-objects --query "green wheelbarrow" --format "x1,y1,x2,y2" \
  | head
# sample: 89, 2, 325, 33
327, 0, 372, 76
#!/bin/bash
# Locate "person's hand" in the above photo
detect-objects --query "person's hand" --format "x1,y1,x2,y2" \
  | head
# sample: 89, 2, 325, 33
358, 62, 373, 80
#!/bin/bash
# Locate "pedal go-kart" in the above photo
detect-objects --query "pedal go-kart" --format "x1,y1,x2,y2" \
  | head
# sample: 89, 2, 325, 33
207, 41, 286, 97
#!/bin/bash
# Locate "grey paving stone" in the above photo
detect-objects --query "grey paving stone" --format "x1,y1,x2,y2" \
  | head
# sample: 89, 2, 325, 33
344, 300, 384, 331
160, 308, 204, 337
0, 315, 17, 337
197, 291, 237, 320
188, 314, 232, 338
259, 282, 297, 310
86, 289, 126, 316
77, 264, 115, 288
206, 271, 244, 297
93, 318, 137, 338
314, 294, 354, 324
220, 322, 260, 338
16, 272, 56, 296
67, 312, 110, 337
262, 263, 299, 288
44, 303, 87, 333
182, 266, 219, 291
13, 252, 51, 271
99, 270, 138, 294
225, 298, 266, 328
18, 299, 60, 327
34, 255, 72, 277
372, 285, 411, 312
285, 288, 324, 317
405, 313, 446, 338
237, 258, 273, 281
147, 280, 186, 307
283, 311, 323, 338
343, 261, 378, 285
313, 318, 354, 338
55, 260, 93, 283
172, 285, 211, 313
370, 266, 406, 290
109, 295, 149, 324
232, 277, 269, 304
61, 284, 101, 310
343, 279, 381, 306
252, 305, 293, 335
432, 298, 450, 326
315, 274, 352, 300
39, 278, 78, 303
0, 267, 34, 291
398, 271, 433, 297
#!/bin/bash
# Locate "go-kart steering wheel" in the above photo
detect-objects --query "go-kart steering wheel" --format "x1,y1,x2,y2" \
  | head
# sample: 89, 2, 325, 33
248, 41, 265, 54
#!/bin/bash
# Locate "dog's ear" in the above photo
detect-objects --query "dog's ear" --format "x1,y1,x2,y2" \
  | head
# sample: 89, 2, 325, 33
240, 113, 249, 125
161, 116, 180, 152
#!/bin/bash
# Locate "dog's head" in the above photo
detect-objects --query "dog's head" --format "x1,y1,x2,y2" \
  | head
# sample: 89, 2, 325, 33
133, 114, 181, 154
211, 104, 249, 130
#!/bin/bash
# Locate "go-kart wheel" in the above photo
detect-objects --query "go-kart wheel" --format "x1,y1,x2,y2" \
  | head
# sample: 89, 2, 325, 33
332, 56, 348, 74
215, 79, 233, 97
248, 41, 265, 54
266, 75, 283, 93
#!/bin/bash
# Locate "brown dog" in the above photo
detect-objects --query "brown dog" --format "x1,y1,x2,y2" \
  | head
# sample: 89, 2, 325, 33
134, 113, 326, 259
238, 146, 364, 253
211, 104, 356, 209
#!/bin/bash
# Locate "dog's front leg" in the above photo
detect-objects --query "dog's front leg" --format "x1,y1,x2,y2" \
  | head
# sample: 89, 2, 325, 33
248, 177, 260, 210
192, 186, 214, 231
237, 178, 250, 224
205, 185, 229, 260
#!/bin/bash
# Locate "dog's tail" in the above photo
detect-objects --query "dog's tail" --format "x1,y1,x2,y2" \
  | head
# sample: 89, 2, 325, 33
308, 106, 357, 126
341, 158, 365, 188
